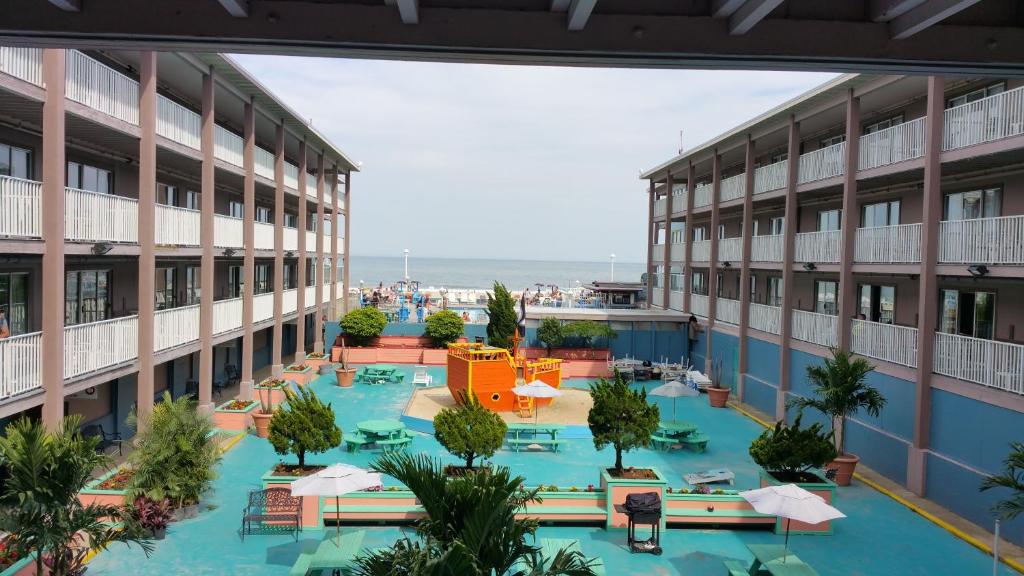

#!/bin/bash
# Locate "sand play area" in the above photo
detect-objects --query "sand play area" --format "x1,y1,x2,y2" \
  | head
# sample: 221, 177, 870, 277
405, 386, 594, 425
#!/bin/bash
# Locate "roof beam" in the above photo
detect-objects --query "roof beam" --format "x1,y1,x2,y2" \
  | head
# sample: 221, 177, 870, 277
567, 0, 597, 31
46, 0, 80, 11
711, 0, 746, 18
550, 0, 571, 11
729, 0, 784, 35
216, 0, 249, 18
869, 0, 928, 22
890, 0, 981, 39
395, 0, 419, 24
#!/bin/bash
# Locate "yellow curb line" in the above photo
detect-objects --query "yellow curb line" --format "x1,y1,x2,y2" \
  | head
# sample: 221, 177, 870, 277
727, 401, 1023, 574
218, 429, 246, 454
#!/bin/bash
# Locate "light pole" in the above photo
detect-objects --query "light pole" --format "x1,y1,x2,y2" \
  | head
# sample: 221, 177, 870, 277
609, 253, 616, 281
403, 248, 410, 282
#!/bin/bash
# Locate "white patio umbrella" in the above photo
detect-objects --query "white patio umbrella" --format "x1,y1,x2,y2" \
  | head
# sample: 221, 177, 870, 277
648, 379, 699, 421
290, 463, 382, 546
511, 378, 563, 426
739, 483, 846, 562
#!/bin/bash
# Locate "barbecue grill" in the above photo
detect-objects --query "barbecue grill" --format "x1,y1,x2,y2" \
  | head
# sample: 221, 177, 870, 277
616, 492, 663, 555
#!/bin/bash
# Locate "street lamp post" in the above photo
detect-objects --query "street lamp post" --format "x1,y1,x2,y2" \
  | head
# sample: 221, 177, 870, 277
609, 253, 616, 281
403, 248, 410, 281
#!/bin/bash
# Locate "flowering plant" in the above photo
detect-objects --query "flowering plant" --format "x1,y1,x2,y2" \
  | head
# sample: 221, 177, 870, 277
286, 364, 309, 371
97, 469, 135, 491
220, 400, 254, 411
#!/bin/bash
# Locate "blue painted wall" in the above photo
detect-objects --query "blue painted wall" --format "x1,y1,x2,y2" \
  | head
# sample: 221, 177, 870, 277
743, 374, 778, 417
927, 452, 1023, 543
710, 331, 741, 390
746, 336, 779, 385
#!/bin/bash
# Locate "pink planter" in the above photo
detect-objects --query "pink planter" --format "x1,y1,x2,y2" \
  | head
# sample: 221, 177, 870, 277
212, 400, 259, 431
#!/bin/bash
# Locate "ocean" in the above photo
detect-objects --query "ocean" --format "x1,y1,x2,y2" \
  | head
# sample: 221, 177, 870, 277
349, 255, 646, 290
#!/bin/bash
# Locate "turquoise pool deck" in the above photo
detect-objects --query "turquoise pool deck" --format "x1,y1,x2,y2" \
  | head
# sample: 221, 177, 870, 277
86, 365, 1020, 575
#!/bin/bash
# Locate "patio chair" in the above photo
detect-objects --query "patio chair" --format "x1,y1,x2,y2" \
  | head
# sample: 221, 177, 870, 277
81, 424, 124, 456
412, 365, 432, 386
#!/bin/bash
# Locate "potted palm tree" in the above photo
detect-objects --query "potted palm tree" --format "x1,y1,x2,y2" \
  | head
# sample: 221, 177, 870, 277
335, 337, 356, 388
788, 348, 886, 486
706, 357, 730, 408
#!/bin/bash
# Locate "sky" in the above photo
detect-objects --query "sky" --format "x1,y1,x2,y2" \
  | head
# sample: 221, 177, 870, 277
232, 55, 837, 263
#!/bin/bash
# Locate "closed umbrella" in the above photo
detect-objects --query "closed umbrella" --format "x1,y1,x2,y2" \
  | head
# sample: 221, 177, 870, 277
648, 379, 699, 422
512, 379, 563, 426
739, 483, 845, 562
291, 463, 382, 545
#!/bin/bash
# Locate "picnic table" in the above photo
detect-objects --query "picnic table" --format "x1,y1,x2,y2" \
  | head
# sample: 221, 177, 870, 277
345, 420, 412, 453
357, 365, 404, 384
357, 419, 406, 439
658, 421, 697, 437
506, 423, 566, 452
289, 530, 365, 576
723, 544, 820, 576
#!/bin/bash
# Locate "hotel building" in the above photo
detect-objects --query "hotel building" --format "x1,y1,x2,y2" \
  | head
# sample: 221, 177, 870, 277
642, 74, 1024, 540
0, 47, 355, 435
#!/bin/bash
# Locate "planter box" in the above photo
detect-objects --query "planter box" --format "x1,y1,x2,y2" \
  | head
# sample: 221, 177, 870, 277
520, 489, 607, 523
330, 489, 424, 523
260, 469, 323, 529
664, 491, 775, 527
253, 385, 289, 409
1, 553, 37, 576
303, 356, 331, 372
284, 365, 315, 387
212, 400, 259, 431
79, 467, 128, 508
758, 469, 837, 535
599, 467, 668, 530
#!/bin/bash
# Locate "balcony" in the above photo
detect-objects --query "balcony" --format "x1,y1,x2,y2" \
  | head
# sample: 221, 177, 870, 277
750, 234, 783, 263
851, 319, 918, 368
254, 222, 275, 250
305, 230, 317, 251
718, 237, 743, 263
716, 297, 740, 325
654, 197, 666, 217
938, 215, 1024, 264
672, 186, 688, 212
323, 284, 333, 304
858, 117, 925, 170
284, 162, 299, 190
214, 125, 244, 168
283, 287, 298, 314
792, 310, 837, 348
254, 292, 274, 323
255, 146, 275, 180
943, 86, 1024, 152
0, 332, 42, 400
669, 242, 684, 261
668, 290, 684, 311
719, 173, 746, 202
754, 159, 787, 194
794, 230, 841, 263
650, 288, 664, 308
0, 176, 41, 238
306, 173, 318, 197
283, 226, 298, 252
65, 187, 138, 243
213, 215, 243, 249
304, 284, 317, 308
690, 294, 709, 318
694, 183, 712, 208
0, 46, 42, 86
155, 204, 201, 247
154, 305, 200, 352
934, 332, 1023, 395
213, 297, 243, 334
64, 316, 139, 380
651, 243, 665, 262
798, 141, 845, 184
749, 303, 781, 334
66, 50, 139, 126
156, 94, 201, 151
691, 239, 711, 262
854, 224, 922, 263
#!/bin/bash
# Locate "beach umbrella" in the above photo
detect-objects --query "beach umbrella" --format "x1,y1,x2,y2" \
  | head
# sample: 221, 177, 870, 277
512, 379, 563, 426
291, 463, 382, 546
739, 484, 845, 562
648, 379, 699, 421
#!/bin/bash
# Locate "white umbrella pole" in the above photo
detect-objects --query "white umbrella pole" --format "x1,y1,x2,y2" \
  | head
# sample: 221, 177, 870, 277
994, 519, 1000, 576
673, 397, 677, 422
784, 518, 790, 564
336, 491, 342, 546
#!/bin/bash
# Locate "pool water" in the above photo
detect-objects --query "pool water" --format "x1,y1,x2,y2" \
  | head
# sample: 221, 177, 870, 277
85, 365, 1021, 575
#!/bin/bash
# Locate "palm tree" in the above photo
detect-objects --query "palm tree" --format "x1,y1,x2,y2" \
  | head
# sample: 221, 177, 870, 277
352, 453, 598, 576
980, 442, 1024, 521
788, 348, 885, 455
0, 416, 153, 576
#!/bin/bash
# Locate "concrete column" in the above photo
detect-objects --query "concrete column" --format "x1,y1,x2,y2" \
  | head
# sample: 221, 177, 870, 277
271, 122, 285, 378
683, 161, 695, 312
645, 180, 655, 308
737, 135, 755, 402
662, 173, 674, 309
240, 98, 255, 398
294, 140, 307, 362
198, 69, 215, 413
706, 150, 722, 373
313, 153, 325, 354
836, 90, 860, 352
777, 116, 800, 421
342, 172, 351, 314
330, 164, 339, 320
909, 76, 944, 495
136, 51, 157, 424
40, 49, 65, 429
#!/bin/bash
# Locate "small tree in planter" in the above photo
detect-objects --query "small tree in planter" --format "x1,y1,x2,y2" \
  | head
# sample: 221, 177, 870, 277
433, 393, 507, 473
788, 348, 885, 486
424, 309, 464, 348
340, 307, 388, 346
269, 387, 342, 471
536, 317, 563, 356
335, 337, 356, 388
486, 282, 518, 350
748, 414, 837, 484
588, 371, 660, 476
980, 442, 1024, 521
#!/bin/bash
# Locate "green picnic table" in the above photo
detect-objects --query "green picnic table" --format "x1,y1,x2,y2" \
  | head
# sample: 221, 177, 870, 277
357, 419, 406, 439
288, 530, 365, 576
506, 423, 566, 452
357, 365, 404, 384
723, 544, 819, 576
651, 421, 699, 451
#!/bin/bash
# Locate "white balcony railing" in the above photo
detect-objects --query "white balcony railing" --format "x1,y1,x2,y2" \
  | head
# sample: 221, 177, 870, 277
754, 160, 788, 194
304, 285, 317, 309
156, 94, 201, 150
0, 176, 42, 238
213, 298, 243, 335
668, 290, 684, 311
718, 237, 743, 263
63, 316, 138, 380
750, 234, 783, 262
854, 223, 922, 263
323, 286, 332, 304
214, 125, 244, 168
283, 288, 298, 314
154, 204, 200, 247
939, 216, 1024, 264
65, 187, 138, 243
792, 310, 837, 348
943, 86, 1024, 152
213, 215, 243, 249
283, 226, 298, 252
0, 46, 42, 86
716, 297, 740, 325
654, 197, 666, 217
0, 332, 42, 399
794, 230, 841, 263
254, 221, 275, 250
934, 332, 1024, 394
284, 162, 299, 190
154, 305, 200, 352
693, 183, 712, 208
253, 292, 274, 323
306, 230, 317, 251
690, 294, 709, 318
669, 242, 684, 261
650, 288, 664, 308
65, 50, 139, 125
749, 303, 781, 335
851, 319, 919, 368
255, 146, 275, 180
306, 173, 317, 196
719, 173, 746, 202
651, 243, 665, 262
672, 186, 688, 212
859, 117, 926, 170
692, 239, 711, 262
798, 141, 846, 184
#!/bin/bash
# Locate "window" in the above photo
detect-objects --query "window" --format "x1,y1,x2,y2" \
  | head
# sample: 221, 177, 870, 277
284, 213, 297, 228
323, 257, 332, 285
185, 266, 200, 305
717, 225, 726, 240
751, 219, 759, 236
693, 227, 707, 242
255, 264, 270, 294
0, 272, 29, 335
669, 268, 684, 292
940, 289, 995, 340
814, 280, 838, 315
768, 217, 784, 235
817, 209, 841, 232
750, 274, 757, 301
306, 258, 316, 287
670, 223, 685, 244
652, 265, 663, 289
308, 215, 318, 232
256, 206, 271, 224
155, 268, 176, 310
157, 183, 178, 207
944, 187, 1001, 221
769, 152, 788, 163
863, 114, 904, 135
228, 266, 242, 298
65, 270, 110, 325
716, 273, 724, 297
691, 271, 707, 296
185, 191, 200, 211
67, 161, 112, 194
0, 143, 32, 179
946, 82, 1006, 109
228, 201, 244, 219
767, 277, 783, 306
283, 263, 296, 289
858, 284, 896, 324
861, 200, 901, 228
819, 134, 846, 148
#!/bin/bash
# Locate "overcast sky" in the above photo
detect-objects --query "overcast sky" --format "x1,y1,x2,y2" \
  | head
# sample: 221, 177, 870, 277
232, 55, 837, 263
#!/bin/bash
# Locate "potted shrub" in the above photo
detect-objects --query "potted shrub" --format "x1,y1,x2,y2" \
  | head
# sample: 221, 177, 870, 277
788, 348, 885, 486
433, 392, 506, 476
335, 338, 357, 388
706, 357, 730, 408
340, 307, 388, 346
424, 309, 464, 348
268, 387, 342, 472
130, 496, 171, 539
536, 317, 563, 356
748, 414, 837, 484
252, 378, 286, 438
588, 371, 660, 478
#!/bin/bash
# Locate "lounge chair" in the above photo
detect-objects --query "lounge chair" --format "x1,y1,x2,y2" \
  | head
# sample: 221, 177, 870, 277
412, 365, 432, 386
